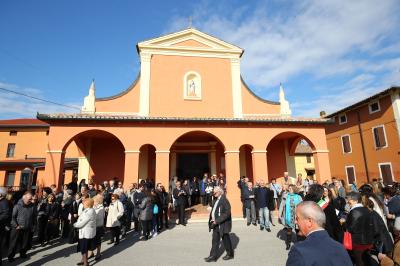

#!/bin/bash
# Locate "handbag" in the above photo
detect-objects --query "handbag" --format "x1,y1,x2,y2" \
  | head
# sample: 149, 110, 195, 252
343, 231, 353, 250
153, 204, 159, 215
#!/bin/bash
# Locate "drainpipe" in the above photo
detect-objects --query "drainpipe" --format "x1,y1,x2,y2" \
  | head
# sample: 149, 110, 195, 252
356, 111, 370, 183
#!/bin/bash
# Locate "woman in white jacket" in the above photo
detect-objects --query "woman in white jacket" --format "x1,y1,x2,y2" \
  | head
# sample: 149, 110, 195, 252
106, 193, 124, 245
92, 195, 105, 261
74, 198, 96, 266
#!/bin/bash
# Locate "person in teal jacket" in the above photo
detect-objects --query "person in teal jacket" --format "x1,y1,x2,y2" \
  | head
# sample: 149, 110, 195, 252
280, 184, 302, 250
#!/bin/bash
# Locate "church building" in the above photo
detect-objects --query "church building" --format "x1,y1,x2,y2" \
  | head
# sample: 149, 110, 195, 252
37, 28, 331, 215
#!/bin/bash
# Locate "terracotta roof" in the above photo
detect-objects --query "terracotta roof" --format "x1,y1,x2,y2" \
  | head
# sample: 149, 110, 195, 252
0, 118, 49, 128
37, 113, 331, 125
295, 144, 313, 154
326, 86, 400, 118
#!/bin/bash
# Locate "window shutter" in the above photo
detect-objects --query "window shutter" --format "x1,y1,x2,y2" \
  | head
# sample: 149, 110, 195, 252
380, 164, 393, 185
346, 167, 355, 184
342, 136, 351, 153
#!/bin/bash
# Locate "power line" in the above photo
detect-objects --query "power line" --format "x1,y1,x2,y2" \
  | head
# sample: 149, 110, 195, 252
0, 87, 81, 111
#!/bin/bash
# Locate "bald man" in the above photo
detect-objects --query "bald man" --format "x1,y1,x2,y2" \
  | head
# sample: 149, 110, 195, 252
286, 201, 352, 266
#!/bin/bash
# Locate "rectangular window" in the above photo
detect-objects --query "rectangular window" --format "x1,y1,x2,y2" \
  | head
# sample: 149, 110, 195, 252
9, 130, 17, 136
6, 143, 15, 158
339, 114, 347, 125
369, 101, 380, 114
379, 163, 393, 185
373, 125, 387, 149
345, 166, 356, 185
5, 171, 16, 187
341, 135, 352, 153
306, 155, 311, 163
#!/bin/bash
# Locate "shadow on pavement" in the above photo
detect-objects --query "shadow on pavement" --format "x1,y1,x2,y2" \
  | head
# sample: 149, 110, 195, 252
216, 233, 240, 260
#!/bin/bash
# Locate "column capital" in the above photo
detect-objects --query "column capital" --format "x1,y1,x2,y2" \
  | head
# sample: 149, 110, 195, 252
224, 150, 240, 154
251, 150, 267, 154
312, 149, 329, 154
155, 150, 170, 154
124, 150, 140, 153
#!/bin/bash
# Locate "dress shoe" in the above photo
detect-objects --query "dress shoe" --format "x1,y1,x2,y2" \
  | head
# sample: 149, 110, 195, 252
260, 226, 264, 231
247, 222, 250, 226
204, 256, 217, 262
222, 255, 234, 260
252, 222, 257, 226
266, 228, 271, 232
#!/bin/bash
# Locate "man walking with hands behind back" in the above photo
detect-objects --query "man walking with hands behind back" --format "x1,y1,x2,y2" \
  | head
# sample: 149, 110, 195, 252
205, 186, 234, 262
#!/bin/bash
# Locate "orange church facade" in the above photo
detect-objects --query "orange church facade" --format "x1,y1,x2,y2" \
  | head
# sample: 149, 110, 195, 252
5, 28, 332, 216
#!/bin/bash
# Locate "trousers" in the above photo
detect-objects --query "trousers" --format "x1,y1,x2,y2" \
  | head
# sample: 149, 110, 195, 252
8, 228, 32, 258
209, 229, 233, 258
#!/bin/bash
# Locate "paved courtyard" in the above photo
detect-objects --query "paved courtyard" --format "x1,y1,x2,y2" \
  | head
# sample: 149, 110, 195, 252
5, 220, 289, 266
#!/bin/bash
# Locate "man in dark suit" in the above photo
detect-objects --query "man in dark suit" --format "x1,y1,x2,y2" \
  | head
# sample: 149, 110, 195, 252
205, 186, 234, 262
173, 181, 187, 226
286, 201, 352, 266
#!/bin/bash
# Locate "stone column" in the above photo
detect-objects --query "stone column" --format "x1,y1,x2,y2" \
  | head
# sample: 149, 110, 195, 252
124, 150, 140, 188
155, 150, 170, 191
139, 52, 151, 116
43, 150, 65, 190
230, 58, 243, 118
313, 150, 331, 183
224, 151, 241, 217
252, 150, 268, 183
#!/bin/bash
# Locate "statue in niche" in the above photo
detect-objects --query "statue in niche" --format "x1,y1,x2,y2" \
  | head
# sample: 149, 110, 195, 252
188, 79, 197, 97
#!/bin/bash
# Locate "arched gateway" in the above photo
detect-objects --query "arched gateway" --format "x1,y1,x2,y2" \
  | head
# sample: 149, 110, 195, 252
38, 28, 331, 216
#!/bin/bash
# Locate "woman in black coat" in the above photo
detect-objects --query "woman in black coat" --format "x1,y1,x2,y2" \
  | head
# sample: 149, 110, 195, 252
46, 194, 61, 243
304, 184, 343, 242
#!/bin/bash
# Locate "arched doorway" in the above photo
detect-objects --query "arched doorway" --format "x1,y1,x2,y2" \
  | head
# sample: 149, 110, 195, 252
62, 130, 125, 186
138, 144, 156, 184
170, 131, 226, 181
266, 132, 316, 182
239, 144, 254, 182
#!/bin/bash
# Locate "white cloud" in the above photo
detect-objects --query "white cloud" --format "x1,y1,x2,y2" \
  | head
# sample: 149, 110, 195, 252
0, 82, 80, 119
166, 0, 400, 117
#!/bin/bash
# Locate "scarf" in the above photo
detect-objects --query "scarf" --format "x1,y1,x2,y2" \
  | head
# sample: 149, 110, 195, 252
285, 193, 301, 228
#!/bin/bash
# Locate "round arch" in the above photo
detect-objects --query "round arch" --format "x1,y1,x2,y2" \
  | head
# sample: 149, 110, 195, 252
169, 130, 226, 181
168, 130, 226, 151
239, 144, 254, 182
62, 129, 126, 187
138, 144, 156, 184
266, 131, 317, 182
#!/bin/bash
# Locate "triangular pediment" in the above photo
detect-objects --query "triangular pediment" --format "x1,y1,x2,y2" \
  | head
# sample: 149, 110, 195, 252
137, 28, 243, 57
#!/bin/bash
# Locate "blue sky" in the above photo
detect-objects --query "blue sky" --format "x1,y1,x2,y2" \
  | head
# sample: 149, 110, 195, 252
0, 0, 399, 119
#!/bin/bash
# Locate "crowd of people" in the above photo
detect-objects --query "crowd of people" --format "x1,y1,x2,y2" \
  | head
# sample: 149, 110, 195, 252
1, 170, 400, 265
237, 171, 400, 266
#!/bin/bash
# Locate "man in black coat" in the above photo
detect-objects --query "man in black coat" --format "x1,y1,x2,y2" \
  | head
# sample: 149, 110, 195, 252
205, 186, 234, 262
173, 181, 187, 226
156, 183, 169, 230
8, 191, 37, 262
255, 180, 274, 232
0, 188, 10, 264
286, 201, 352, 266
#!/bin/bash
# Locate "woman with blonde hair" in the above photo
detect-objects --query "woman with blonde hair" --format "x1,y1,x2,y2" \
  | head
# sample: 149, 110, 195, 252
106, 193, 124, 245
74, 198, 96, 266
91, 195, 105, 260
